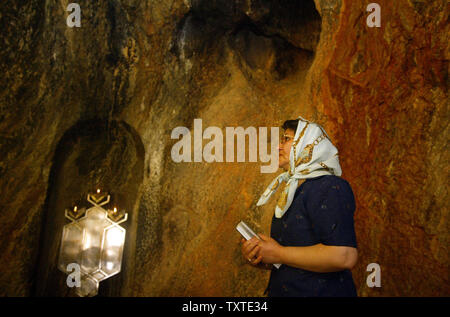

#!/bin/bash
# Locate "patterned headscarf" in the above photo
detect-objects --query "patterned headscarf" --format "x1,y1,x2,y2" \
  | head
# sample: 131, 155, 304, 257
256, 116, 342, 218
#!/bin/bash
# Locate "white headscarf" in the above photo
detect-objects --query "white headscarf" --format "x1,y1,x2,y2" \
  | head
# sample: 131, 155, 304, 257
257, 116, 342, 218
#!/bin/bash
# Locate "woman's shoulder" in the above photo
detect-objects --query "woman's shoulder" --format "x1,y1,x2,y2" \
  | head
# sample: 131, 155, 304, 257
300, 175, 355, 210
302, 175, 353, 194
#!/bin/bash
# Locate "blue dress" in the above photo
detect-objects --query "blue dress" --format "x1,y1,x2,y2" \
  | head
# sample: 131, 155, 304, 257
266, 175, 358, 297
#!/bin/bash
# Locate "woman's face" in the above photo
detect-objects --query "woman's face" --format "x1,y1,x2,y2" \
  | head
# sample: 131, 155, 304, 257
278, 128, 295, 170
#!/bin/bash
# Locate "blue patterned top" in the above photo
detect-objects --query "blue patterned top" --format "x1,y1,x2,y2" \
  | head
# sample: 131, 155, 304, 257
267, 175, 358, 297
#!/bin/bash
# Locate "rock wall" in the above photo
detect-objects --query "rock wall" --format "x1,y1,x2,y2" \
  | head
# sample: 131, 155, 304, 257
0, 0, 447, 296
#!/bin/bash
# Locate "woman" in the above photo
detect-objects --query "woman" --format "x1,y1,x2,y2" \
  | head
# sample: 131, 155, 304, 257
241, 117, 358, 296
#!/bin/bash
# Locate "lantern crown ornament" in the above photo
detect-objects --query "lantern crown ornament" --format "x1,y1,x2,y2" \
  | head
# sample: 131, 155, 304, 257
58, 189, 127, 297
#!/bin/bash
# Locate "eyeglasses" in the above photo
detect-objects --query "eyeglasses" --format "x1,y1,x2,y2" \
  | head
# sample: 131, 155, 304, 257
280, 134, 295, 144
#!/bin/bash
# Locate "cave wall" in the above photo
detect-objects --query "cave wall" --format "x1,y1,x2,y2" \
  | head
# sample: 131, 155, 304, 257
0, 0, 448, 296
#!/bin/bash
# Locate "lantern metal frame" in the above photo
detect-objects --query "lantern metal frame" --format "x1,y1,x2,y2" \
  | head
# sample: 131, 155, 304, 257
58, 190, 127, 297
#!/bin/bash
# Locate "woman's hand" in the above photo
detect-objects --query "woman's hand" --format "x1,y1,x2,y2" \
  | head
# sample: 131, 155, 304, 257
255, 234, 283, 264
240, 237, 263, 266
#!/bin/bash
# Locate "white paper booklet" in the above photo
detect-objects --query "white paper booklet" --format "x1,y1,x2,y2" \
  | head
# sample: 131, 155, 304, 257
236, 221, 281, 269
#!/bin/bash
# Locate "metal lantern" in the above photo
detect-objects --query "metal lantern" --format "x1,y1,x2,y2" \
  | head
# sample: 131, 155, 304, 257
58, 189, 127, 297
